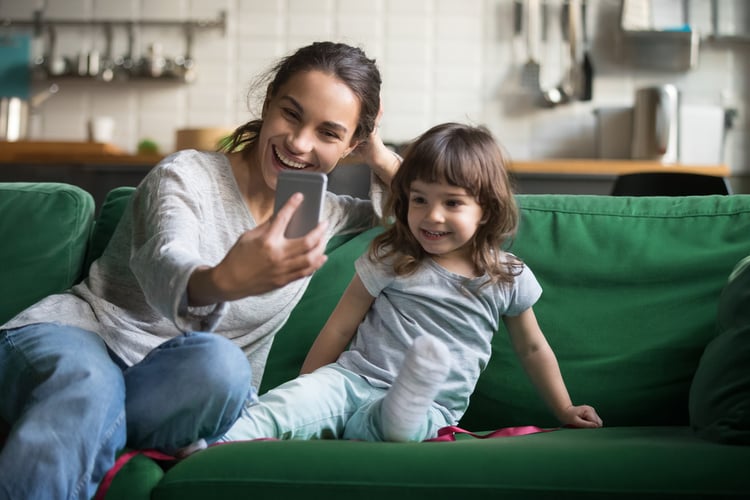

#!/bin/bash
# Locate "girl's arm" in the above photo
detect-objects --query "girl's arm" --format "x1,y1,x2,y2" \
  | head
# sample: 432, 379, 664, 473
300, 274, 376, 374
503, 308, 603, 428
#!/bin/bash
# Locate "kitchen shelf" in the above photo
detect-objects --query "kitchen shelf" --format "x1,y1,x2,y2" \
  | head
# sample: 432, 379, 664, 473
2, 9, 224, 83
1, 10, 226, 36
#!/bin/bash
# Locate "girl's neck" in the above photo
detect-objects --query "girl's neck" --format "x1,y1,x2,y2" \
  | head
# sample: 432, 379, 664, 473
429, 252, 482, 279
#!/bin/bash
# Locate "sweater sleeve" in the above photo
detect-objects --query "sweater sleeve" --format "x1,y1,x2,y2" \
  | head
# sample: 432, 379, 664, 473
128, 152, 228, 332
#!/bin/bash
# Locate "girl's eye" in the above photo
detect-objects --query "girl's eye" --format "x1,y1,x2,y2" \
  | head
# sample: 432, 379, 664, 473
410, 195, 426, 204
446, 199, 463, 208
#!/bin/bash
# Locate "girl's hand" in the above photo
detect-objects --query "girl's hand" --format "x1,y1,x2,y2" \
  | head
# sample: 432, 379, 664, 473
559, 405, 604, 428
188, 193, 328, 305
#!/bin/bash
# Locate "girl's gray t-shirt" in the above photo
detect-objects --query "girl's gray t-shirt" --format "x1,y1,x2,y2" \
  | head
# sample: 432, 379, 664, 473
337, 253, 543, 423
3, 150, 375, 388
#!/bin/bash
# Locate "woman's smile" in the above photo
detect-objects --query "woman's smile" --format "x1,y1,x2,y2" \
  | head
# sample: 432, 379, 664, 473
272, 144, 310, 170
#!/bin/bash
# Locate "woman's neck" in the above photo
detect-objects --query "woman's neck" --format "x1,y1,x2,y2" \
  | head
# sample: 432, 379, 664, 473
229, 149, 275, 224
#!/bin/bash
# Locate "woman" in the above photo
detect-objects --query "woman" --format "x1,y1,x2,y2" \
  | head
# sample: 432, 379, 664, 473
0, 41, 398, 500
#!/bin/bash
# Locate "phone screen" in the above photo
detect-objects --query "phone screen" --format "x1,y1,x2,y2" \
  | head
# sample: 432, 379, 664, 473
273, 170, 328, 238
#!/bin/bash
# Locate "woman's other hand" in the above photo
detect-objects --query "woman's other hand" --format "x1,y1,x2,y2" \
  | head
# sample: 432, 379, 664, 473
348, 100, 400, 185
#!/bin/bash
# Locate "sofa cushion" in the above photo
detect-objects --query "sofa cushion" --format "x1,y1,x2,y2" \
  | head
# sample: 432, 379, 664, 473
0, 182, 94, 324
689, 255, 750, 444
460, 194, 750, 429
86, 186, 136, 271
153, 427, 750, 500
260, 227, 381, 393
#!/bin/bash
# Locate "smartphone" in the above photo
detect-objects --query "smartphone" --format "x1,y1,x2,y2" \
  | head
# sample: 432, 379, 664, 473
274, 170, 328, 238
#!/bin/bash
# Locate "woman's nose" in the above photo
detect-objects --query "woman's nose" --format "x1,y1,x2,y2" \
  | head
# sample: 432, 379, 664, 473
286, 126, 314, 154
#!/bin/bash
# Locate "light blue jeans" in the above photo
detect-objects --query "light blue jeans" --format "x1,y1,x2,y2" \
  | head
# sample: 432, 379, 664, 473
0, 323, 251, 500
222, 364, 450, 442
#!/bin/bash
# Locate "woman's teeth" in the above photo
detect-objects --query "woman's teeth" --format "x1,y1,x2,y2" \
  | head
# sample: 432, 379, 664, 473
274, 146, 307, 169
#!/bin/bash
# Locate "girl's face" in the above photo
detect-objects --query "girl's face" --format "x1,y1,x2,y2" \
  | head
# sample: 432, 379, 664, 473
407, 179, 484, 270
256, 70, 362, 191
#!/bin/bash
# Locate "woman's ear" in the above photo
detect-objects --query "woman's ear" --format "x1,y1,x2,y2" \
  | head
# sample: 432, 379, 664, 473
342, 140, 361, 159
261, 83, 274, 118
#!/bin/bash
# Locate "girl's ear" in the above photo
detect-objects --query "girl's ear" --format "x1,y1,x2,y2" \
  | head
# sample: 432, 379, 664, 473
479, 209, 490, 225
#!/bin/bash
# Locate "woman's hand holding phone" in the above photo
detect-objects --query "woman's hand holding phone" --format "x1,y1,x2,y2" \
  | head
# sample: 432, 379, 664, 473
187, 193, 328, 306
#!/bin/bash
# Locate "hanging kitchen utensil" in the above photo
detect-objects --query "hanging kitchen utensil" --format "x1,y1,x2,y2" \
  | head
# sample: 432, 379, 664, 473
520, 0, 542, 93
540, 0, 582, 106
580, 0, 593, 101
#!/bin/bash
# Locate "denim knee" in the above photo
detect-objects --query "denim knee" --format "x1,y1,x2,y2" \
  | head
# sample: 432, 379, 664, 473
125, 332, 252, 450
191, 334, 251, 400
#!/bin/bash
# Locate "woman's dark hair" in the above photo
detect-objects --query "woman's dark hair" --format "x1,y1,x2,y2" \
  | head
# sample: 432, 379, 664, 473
222, 42, 381, 154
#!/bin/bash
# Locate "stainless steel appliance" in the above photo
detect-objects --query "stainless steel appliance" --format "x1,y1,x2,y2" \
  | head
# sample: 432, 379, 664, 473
631, 84, 679, 163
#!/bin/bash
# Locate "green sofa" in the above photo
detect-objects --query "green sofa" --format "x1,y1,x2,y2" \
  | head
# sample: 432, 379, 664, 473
1, 181, 749, 499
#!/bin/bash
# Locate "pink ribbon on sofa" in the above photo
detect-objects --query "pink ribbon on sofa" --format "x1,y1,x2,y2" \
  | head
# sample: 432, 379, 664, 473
425, 425, 557, 442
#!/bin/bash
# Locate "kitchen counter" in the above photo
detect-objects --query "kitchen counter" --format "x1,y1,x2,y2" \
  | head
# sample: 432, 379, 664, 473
0, 141, 163, 166
0, 141, 733, 202
0, 141, 731, 176
510, 159, 729, 177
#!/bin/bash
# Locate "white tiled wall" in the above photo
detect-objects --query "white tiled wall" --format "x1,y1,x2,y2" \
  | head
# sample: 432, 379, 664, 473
2, 0, 749, 174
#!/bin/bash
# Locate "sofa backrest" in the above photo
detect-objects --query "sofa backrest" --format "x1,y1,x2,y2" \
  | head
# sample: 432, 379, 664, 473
7, 183, 749, 430
461, 194, 750, 428
0, 182, 95, 325
265, 194, 750, 428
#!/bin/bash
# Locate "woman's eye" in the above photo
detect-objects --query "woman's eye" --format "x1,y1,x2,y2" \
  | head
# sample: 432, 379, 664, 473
282, 108, 300, 121
321, 129, 341, 140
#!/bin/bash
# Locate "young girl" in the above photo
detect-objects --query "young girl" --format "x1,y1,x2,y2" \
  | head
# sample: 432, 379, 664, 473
223, 122, 602, 443
0, 41, 398, 499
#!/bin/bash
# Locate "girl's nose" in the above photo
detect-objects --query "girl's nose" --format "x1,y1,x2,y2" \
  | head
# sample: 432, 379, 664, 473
425, 204, 444, 222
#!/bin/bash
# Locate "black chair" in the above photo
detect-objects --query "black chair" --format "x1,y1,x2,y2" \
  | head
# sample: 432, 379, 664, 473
610, 172, 731, 196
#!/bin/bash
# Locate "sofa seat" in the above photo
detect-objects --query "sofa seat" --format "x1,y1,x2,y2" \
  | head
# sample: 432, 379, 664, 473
148, 427, 749, 500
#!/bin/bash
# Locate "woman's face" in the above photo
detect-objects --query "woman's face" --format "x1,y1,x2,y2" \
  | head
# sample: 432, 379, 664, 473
255, 70, 362, 191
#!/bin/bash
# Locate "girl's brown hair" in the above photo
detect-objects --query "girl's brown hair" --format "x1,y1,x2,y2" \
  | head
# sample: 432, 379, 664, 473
371, 122, 521, 286
221, 42, 381, 155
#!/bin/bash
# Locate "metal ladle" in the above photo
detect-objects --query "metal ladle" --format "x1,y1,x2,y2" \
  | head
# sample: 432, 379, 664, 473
541, 0, 583, 107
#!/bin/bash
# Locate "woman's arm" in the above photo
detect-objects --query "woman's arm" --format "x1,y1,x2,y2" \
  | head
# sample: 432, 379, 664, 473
300, 274, 375, 374
349, 102, 401, 186
503, 308, 603, 428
